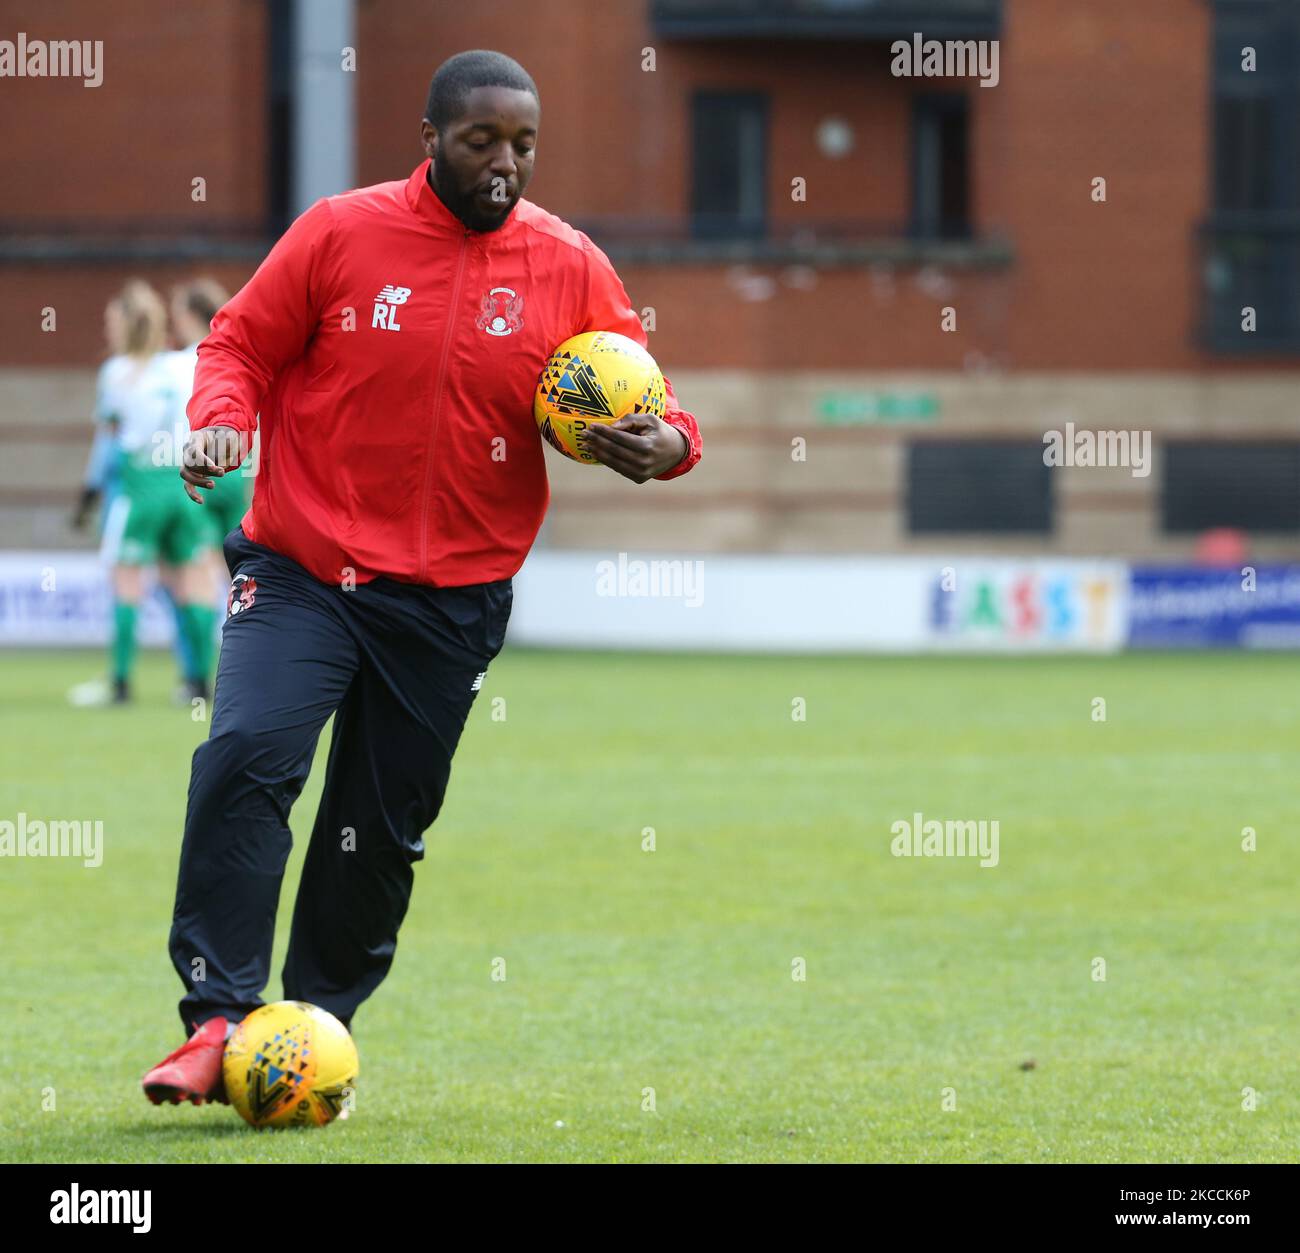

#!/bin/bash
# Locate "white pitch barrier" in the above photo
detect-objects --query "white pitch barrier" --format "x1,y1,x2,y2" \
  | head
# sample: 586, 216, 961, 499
0, 550, 1128, 653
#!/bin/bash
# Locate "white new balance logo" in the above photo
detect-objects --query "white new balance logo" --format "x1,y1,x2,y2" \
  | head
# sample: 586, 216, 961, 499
373, 285, 411, 332
471, 672, 486, 692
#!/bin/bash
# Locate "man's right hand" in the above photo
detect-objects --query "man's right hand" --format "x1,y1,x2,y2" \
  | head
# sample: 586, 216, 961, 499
181, 424, 244, 504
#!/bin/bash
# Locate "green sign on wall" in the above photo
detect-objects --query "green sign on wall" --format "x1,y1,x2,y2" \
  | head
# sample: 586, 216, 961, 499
817, 392, 940, 425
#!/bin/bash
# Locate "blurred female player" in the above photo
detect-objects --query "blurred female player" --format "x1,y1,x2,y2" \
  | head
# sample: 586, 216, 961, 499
89, 280, 217, 704
168, 279, 252, 590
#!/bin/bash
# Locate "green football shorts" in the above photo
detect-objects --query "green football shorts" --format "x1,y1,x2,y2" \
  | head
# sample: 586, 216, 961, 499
199, 468, 252, 547
103, 468, 212, 567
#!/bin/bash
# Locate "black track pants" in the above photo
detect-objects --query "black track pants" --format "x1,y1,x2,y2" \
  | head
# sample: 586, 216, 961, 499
168, 527, 510, 1034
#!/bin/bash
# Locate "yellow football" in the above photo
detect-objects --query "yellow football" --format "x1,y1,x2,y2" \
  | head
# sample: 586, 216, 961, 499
223, 1001, 358, 1129
534, 330, 666, 464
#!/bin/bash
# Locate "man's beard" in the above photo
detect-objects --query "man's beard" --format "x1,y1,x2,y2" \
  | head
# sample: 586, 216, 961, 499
429, 161, 515, 233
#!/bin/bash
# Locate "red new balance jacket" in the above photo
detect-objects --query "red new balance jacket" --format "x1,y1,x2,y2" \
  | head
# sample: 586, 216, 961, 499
187, 159, 702, 587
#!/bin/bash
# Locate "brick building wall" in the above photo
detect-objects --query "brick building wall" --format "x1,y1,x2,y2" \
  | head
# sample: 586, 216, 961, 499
1, 0, 1296, 558
2, 0, 268, 232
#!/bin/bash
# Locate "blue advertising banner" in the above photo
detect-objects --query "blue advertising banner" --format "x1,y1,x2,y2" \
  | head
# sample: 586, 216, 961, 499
1128, 567, 1300, 648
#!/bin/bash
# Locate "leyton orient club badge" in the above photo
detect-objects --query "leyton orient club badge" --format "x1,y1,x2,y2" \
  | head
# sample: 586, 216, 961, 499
476, 286, 525, 337
227, 574, 257, 616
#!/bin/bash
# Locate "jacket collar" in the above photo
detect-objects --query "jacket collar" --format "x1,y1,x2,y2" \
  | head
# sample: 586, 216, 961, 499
404, 158, 521, 241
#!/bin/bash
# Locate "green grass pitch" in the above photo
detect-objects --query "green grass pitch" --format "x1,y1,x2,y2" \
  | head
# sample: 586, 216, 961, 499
0, 647, 1296, 1163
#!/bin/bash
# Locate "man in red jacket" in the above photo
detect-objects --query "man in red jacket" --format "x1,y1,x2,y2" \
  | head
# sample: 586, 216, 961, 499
142, 49, 701, 1106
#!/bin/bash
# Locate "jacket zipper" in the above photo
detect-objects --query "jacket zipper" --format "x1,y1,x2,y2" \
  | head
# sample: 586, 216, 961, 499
418, 230, 470, 583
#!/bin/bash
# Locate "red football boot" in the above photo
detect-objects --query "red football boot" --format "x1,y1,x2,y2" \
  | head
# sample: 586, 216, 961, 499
141, 1017, 232, 1106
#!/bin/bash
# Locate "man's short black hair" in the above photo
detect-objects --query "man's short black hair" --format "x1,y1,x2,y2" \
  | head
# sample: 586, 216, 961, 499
424, 50, 538, 132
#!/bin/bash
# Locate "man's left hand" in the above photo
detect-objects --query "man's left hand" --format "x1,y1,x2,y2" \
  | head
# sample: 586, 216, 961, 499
579, 414, 689, 484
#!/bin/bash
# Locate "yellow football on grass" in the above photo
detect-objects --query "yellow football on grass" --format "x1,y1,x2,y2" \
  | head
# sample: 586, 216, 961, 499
223, 1000, 358, 1129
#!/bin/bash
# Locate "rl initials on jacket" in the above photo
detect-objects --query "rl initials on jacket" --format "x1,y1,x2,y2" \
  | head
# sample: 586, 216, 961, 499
187, 159, 702, 588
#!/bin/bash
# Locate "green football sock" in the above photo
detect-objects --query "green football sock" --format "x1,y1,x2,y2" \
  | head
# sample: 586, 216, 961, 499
111, 601, 138, 683
180, 603, 217, 684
